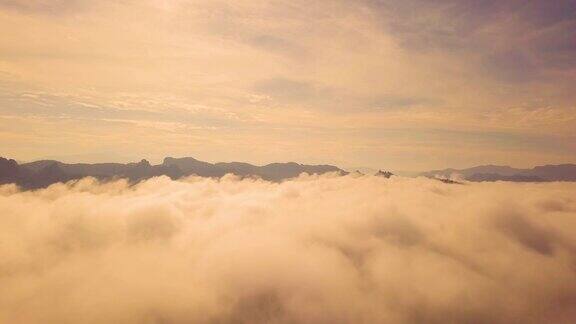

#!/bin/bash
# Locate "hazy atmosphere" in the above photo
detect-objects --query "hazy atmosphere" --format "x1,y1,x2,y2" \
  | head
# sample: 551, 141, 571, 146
0, 0, 575, 170
1, 1, 576, 323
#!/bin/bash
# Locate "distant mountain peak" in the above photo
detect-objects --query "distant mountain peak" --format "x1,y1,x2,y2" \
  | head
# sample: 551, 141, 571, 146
421, 164, 576, 182
0, 156, 347, 189
163, 156, 199, 163
375, 170, 394, 178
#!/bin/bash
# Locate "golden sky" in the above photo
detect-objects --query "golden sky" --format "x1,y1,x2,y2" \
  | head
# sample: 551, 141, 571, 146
0, 0, 575, 170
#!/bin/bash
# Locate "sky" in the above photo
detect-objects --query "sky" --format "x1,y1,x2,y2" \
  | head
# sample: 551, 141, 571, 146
0, 0, 575, 171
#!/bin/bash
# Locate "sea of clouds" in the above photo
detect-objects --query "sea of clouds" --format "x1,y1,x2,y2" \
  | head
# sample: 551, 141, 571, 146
1, 174, 576, 323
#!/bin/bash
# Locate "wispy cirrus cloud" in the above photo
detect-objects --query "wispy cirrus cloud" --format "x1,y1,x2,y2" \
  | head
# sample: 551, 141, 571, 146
0, 0, 574, 169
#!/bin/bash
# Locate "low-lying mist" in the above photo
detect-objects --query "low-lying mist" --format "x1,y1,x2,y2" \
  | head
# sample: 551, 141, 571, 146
1, 174, 576, 323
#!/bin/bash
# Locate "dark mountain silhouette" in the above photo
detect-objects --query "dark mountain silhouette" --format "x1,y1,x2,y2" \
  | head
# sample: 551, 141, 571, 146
23, 159, 181, 179
466, 173, 544, 182
163, 157, 218, 177
0, 157, 28, 185
164, 157, 344, 182
420, 165, 523, 179
0, 156, 346, 189
526, 164, 576, 181
422, 164, 576, 182
375, 170, 394, 178
435, 178, 464, 184
4, 156, 575, 189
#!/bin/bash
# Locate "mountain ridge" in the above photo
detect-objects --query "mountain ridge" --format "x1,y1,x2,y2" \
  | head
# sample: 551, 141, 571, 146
0, 156, 347, 189
3, 156, 576, 189
421, 164, 576, 182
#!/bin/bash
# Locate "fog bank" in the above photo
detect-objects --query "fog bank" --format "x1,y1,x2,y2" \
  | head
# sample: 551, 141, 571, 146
1, 174, 576, 323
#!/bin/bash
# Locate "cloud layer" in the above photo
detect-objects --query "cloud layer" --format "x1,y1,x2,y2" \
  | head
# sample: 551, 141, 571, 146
1, 174, 576, 323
